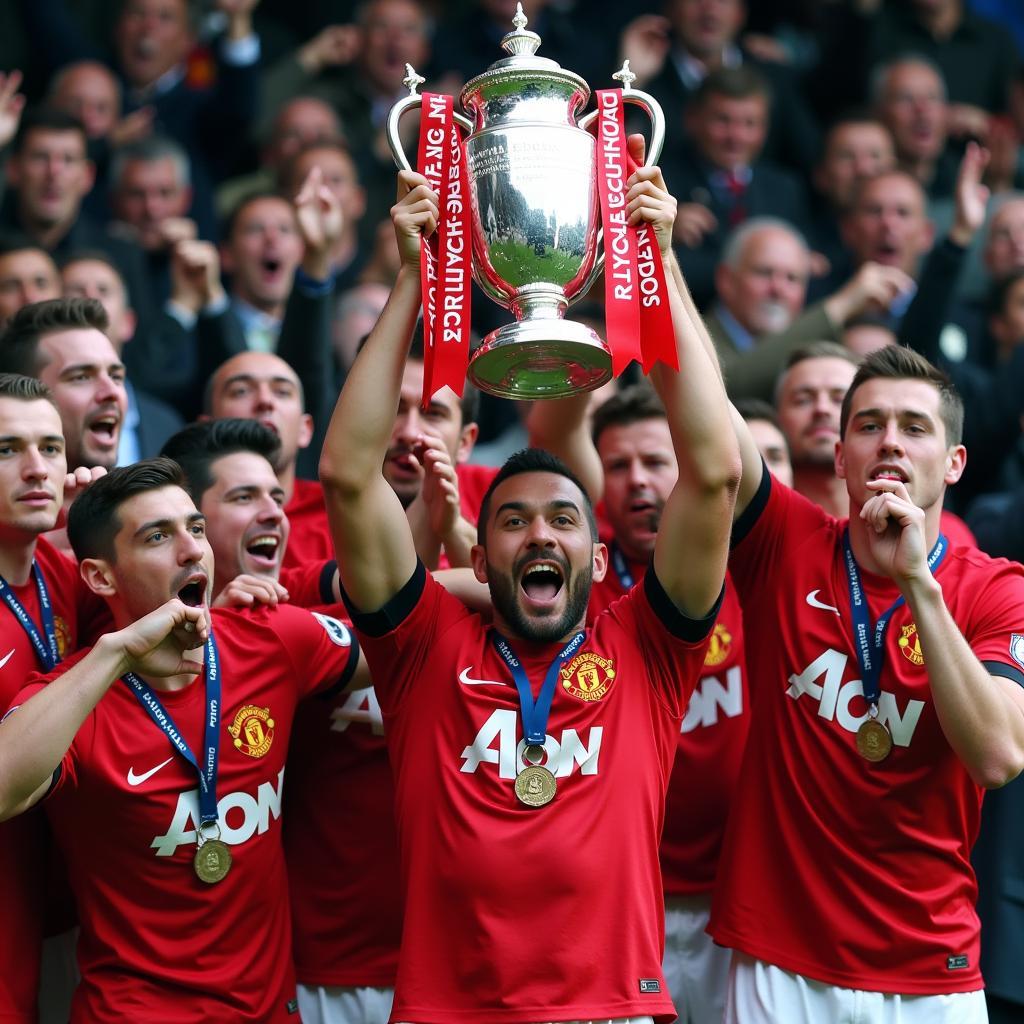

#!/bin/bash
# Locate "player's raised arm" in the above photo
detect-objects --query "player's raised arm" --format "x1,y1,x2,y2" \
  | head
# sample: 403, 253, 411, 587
627, 156, 741, 619
320, 172, 437, 612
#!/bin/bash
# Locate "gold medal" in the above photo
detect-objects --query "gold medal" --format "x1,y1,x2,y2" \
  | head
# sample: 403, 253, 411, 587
515, 765, 556, 807
856, 718, 892, 763
194, 838, 232, 884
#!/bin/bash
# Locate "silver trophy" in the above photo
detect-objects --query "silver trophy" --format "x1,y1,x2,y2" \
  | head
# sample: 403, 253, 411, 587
386, 3, 665, 399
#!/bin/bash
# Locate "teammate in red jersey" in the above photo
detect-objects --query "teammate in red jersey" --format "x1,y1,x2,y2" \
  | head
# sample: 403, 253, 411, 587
700, 338, 1024, 1021
0, 373, 90, 1024
319, 149, 740, 1024
585, 383, 749, 1024
0, 458, 361, 1023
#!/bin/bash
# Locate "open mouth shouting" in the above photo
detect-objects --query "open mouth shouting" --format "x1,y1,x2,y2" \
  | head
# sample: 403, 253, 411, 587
175, 570, 209, 609
243, 532, 282, 572
86, 410, 121, 451
518, 559, 566, 615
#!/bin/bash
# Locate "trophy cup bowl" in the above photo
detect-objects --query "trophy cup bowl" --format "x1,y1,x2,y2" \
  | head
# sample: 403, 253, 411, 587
387, 5, 664, 399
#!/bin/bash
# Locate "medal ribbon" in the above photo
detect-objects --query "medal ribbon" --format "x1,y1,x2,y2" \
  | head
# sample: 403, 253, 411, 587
123, 632, 222, 824
610, 542, 635, 591
594, 89, 677, 377
842, 530, 947, 708
417, 92, 471, 406
491, 630, 586, 746
0, 562, 59, 670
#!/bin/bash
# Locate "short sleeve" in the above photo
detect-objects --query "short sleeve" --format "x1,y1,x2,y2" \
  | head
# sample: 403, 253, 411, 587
598, 574, 720, 719
347, 566, 475, 715
964, 560, 1024, 689
266, 604, 360, 700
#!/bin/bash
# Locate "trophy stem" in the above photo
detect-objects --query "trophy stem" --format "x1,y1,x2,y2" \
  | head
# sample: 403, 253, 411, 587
468, 318, 611, 400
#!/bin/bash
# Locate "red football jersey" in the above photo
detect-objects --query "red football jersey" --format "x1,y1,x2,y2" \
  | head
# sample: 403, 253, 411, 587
11, 604, 358, 1023
286, 678, 402, 988
589, 559, 749, 896
283, 478, 335, 570
940, 508, 976, 550
456, 462, 497, 523
349, 564, 716, 1023
280, 573, 402, 989
0, 539, 86, 1023
709, 476, 1024, 994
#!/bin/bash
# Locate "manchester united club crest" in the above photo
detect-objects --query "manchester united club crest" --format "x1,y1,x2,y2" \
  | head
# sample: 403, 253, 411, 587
228, 705, 275, 758
54, 615, 71, 658
703, 622, 732, 667
561, 651, 616, 702
898, 623, 924, 666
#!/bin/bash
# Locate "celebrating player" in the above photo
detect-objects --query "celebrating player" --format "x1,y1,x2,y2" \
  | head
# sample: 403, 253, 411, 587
0, 458, 361, 1022
319, 149, 740, 1023
704, 341, 1024, 1022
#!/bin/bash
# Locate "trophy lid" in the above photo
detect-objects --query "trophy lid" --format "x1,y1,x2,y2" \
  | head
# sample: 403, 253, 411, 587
461, 2, 588, 102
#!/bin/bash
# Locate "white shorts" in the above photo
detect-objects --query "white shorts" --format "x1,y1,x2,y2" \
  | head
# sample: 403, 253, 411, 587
724, 952, 988, 1024
662, 894, 730, 1024
297, 984, 395, 1024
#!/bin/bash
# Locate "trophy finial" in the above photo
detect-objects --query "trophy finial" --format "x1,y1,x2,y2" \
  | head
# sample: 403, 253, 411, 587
502, 2, 542, 57
402, 64, 426, 95
613, 60, 637, 91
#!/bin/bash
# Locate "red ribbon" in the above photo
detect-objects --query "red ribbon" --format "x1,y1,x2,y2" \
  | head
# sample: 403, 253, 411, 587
416, 93, 472, 406
594, 89, 677, 375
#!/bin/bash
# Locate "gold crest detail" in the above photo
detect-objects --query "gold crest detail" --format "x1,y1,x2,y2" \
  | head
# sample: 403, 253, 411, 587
54, 615, 71, 658
228, 705, 275, 758
898, 624, 924, 666
561, 651, 616, 702
703, 623, 732, 667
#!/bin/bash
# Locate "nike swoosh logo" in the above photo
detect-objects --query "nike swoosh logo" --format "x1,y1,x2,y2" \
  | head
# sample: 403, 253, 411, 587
806, 589, 840, 615
127, 757, 175, 787
458, 667, 503, 687
0, 649, 15, 670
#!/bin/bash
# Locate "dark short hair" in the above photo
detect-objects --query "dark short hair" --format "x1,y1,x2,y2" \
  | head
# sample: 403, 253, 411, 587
693, 66, 772, 108
477, 447, 597, 546
0, 232, 52, 262
590, 382, 664, 447
0, 372, 56, 405
0, 297, 110, 377
161, 419, 282, 504
60, 249, 130, 307
839, 345, 964, 446
13, 106, 87, 156
68, 457, 189, 563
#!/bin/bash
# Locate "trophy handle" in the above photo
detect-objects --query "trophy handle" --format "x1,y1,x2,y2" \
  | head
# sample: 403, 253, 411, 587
388, 65, 474, 172
575, 66, 666, 304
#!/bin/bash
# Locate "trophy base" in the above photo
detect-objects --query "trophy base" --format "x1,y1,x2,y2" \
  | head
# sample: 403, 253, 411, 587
468, 320, 612, 400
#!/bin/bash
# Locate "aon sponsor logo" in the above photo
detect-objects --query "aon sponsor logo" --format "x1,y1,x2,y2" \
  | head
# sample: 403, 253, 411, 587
786, 649, 924, 747
330, 686, 383, 735
460, 708, 602, 778
151, 768, 285, 856
681, 666, 743, 733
